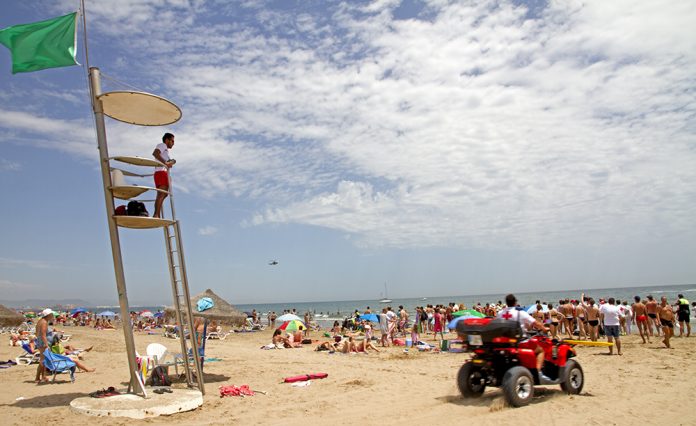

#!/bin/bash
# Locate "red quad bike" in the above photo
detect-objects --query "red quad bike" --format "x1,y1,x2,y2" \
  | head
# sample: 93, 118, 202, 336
455, 317, 584, 407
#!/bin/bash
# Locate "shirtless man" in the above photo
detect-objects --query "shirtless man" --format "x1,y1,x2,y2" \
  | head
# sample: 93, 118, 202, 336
584, 297, 600, 342
398, 306, 409, 336
561, 299, 575, 338
574, 299, 587, 339
658, 296, 675, 348
645, 295, 660, 337
631, 296, 651, 344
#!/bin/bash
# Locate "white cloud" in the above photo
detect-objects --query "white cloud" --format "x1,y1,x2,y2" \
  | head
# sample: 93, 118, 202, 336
0, 159, 21, 172
0, 257, 54, 269
197, 225, 218, 236
5, 0, 696, 251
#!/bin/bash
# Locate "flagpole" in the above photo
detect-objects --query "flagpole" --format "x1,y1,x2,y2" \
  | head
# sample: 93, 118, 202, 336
80, 0, 90, 70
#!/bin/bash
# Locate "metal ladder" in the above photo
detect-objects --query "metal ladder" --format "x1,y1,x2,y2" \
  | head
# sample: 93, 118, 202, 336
164, 221, 205, 394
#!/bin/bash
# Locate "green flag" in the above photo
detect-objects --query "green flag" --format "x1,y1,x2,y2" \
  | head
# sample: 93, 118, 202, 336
0, 12, 79, 74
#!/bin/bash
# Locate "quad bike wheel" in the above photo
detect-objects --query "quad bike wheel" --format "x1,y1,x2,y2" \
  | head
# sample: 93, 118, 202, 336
560, 359, 584, 394
457, 362, 486, 397
502, 366, 534, 407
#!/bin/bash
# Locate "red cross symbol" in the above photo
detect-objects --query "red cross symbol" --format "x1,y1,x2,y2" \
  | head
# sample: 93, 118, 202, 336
502, 311, 513, 320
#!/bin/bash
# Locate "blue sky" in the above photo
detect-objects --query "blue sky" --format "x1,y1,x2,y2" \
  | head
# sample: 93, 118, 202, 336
1, 0, 695, 306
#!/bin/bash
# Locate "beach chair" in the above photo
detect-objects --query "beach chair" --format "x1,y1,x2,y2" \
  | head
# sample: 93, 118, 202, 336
15, 343, 40, 365
43, 349, 76, 382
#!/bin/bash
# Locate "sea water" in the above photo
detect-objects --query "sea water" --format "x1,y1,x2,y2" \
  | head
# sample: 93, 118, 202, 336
91, 283, 695, 325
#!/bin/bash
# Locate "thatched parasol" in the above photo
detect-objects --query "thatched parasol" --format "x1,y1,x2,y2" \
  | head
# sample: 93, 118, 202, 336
165, 288, 246, 326
0, 304, 25, 327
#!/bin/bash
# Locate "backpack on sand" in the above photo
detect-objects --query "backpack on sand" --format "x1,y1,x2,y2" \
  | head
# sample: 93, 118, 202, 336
150, 366, 171, 387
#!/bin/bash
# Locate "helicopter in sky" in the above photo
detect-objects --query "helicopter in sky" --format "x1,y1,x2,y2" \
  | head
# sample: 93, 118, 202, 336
268, 260, 279, 266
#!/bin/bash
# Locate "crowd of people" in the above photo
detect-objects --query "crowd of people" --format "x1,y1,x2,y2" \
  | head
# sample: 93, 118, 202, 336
296, 292, 693, 353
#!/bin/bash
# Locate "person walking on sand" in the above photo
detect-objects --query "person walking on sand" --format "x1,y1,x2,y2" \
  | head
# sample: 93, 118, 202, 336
152, 132, 176, 218
632, 296, 651, 344
658, 296, 675, 348
676, 294, 691, 337
599, 298, 623, 355
645, 295, 660, 337
34, 308, 55, 383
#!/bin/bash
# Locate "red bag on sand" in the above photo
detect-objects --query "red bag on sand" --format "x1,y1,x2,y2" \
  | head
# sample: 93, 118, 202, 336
393, 338, 405, 346
283, 373, 328, 383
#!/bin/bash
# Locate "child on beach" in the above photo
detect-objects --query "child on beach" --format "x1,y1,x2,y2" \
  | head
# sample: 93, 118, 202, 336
411, 320, 419, 345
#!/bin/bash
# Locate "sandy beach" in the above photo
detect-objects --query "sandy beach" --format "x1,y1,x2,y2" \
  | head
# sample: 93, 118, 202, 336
1, 326, 694, 426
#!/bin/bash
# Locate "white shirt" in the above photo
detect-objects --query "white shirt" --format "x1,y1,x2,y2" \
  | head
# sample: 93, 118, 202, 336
599, 304, 624, 326
497, 307, 536, 332
154, 142, 170, 171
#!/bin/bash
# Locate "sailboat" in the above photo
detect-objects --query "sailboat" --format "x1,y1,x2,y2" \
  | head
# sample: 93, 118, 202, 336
379, 282, 392, 304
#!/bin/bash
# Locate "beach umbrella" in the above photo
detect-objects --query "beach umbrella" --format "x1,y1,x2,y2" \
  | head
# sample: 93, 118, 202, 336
154, 312, 163, 318
358, 313, 379, 323
447, 315, 480, 329
276, 313, 303, 322
98, 310, 116, 317
243, 311, 254, 318
70, 307, 87, 316
278, 320, 306, 331
0, 304, 24, 327
452, 309, 485, 318
164, 288, 247, 326
526, 304, 549, 314
24, 312, 36, 318
139, 310, 154, 318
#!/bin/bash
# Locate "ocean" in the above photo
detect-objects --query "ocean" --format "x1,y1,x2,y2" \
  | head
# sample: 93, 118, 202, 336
105, 283, 696, 326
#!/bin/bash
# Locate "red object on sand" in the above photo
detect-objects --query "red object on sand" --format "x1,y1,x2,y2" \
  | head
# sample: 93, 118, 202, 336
219, 384, 254, 397
283, 373, 328, 383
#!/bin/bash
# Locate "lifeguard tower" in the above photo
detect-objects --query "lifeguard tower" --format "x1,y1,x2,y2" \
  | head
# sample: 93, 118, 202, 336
70, 67, 204, 418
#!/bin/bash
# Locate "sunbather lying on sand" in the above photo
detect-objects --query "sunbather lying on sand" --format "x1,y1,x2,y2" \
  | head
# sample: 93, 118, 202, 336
272, 329, 302, 348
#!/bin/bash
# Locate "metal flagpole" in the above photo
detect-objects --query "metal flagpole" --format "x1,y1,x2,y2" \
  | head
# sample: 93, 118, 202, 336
89, 66, 145, 396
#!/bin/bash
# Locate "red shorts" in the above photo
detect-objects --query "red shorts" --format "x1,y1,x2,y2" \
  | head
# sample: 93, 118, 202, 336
636, 315, 648, 322
154, 170, 169, 187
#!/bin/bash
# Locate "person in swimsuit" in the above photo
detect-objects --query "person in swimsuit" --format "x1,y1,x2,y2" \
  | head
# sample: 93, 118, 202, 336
561, 299, 575, 338
547, 304, 560, 339
574, 299, 587, 339
584, 297, 600, 342
658, 297, 675, 348
645, 295, 660, 337
631, 296, 651, 344
34, 309, 55, 383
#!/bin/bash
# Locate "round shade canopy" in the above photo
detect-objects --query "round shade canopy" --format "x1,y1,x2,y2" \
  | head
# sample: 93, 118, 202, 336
98, 91, 182, 126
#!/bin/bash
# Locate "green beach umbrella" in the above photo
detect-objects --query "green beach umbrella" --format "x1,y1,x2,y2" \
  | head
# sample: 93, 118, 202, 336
453, 309, 485, 318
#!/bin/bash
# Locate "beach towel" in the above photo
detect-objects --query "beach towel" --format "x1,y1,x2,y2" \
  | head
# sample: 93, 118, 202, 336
197, 297, 214, 312
260, 343, 276, 350
219, 384, 254, 397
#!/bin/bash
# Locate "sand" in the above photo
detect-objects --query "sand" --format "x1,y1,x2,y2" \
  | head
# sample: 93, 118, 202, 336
1, 327, 694, 425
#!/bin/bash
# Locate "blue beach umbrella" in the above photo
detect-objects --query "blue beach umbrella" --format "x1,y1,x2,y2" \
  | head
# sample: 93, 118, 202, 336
358, 313, 379, 323
70, 307, 87, 317
98, 310, 116, 317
